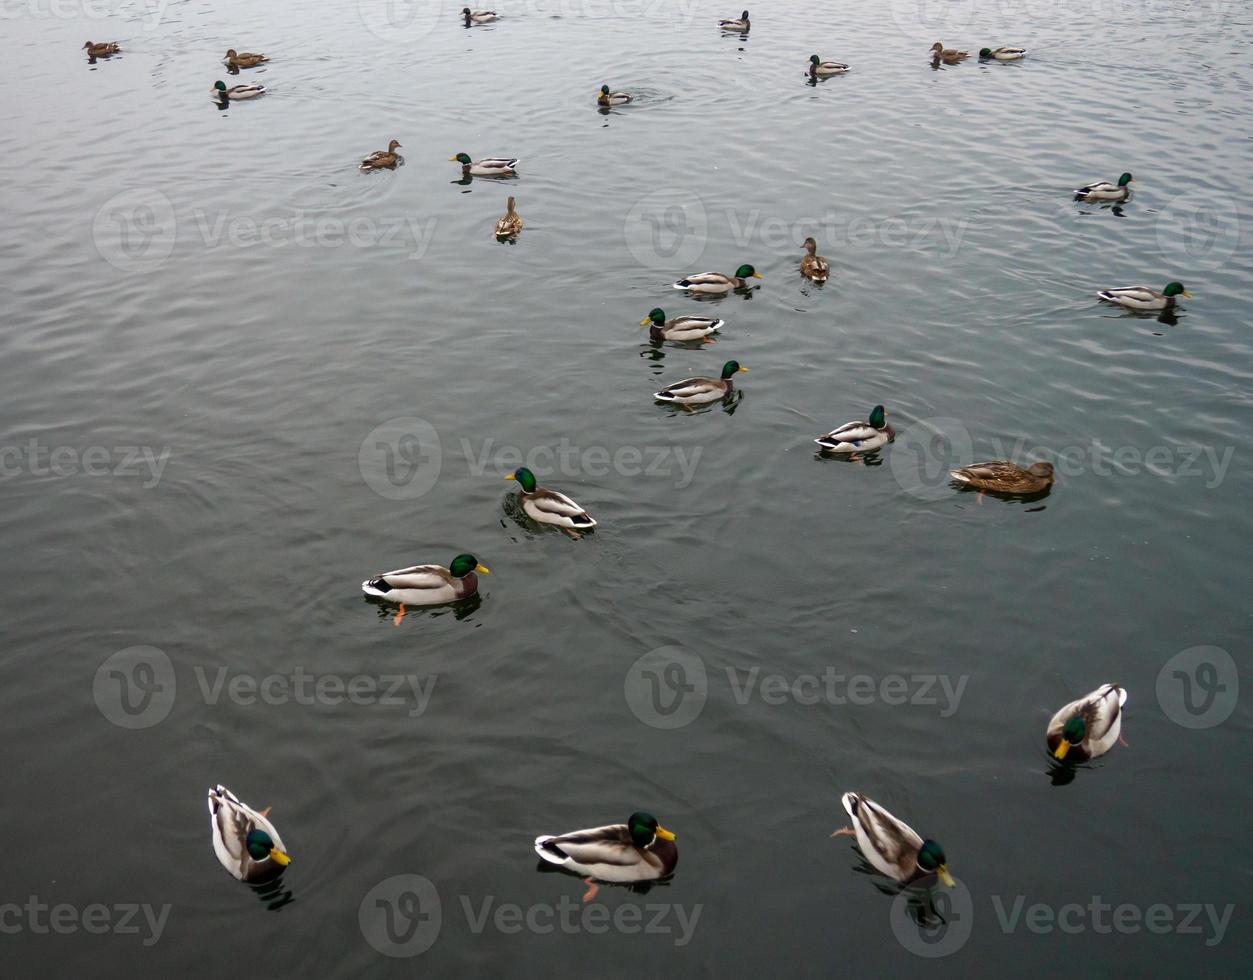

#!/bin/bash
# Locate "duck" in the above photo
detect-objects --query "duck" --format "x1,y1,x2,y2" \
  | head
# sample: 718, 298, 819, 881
83, 41, 120, 57
450, 152, 518, 177
641, 308, 723, 344
672, 264, 761, 294
505, 466, 596, 535
654, 360, 746, 407
224, 48, 268, 68
212, 80, 266, 100
535, 811, 677, 903
815, 405, 894, 454
929, 42, 968, 62
494, 196, 523, 237
360, 139, 402, 171
462, 8, 498, 24
1047, 684, 1128, 762
719, 10, 750, 31
808, 55, 849, 77
1097, 281, 1189, 311
207, 785, 291, 884
950, 460, 1055, 495
1075, 172, 1134, 202
597, 84, 632, 106
361, 554, 489, 616
834, 793, 954, 887
799, 237, 830, 282
979, 46, 1026, 61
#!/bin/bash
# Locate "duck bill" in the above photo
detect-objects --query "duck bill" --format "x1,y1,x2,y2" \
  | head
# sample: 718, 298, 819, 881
1182, 289, 1193, 298
474, 564, 490, 574
751, 272, 763, 279
504, 473, 516, 481
269, 848, 292, 866
640, 317, 653, 326
738, 367, 749, 373
937, 865, 955, 887
655, 825, 676, 841
1053, 740, 1070, 760
448, 156, 458, 161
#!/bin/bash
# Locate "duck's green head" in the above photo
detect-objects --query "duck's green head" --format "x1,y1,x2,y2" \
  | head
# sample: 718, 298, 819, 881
600, 85, 612, 95
449, 553, 490, 577
869, 405, 887, 429
735, 263, 761, 280
1118, 172, 1134, 187
642, 308, 666, 326
1054, 715, 1086, 758
721, 360, 747, 380
810, 55, 821, 64
628, 811, 676, 847
505, 466, 538, 493
917, 839, 953, 886
979, 48, 992, 57
213, 81, 228, 92
450, 152, 472, 165
462, 7, 472, 14
1163, 281, 1190, 298
245, 828, 291, 866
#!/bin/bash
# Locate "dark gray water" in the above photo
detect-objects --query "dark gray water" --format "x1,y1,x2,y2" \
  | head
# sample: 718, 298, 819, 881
1, 0, 1249, 975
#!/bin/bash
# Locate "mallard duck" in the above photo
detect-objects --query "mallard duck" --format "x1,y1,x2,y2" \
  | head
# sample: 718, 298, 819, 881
834, 793, 954, 887
654, 360, 746, 407
719, 10, 750, 31
808, 55, 849, 77
672, 264, 761, 294
462, 8, 498, 24
207, 785, 291, 883
361, 554, 489, 615
950, 460, 1054, 495
224, 48, 268, 68
929, 42, 968, 62
979, 46, 1026, 61
360, 139, 402, 171
450, 152, 517, 177
1075, 172, 1134, 202
815, 405, 895, 454
506, 466, 596, 535
83, 41, 120, 57
1097, 281, 1189, 311
212, 80, 265, 100
494, 196, 523, 237
535, 811, 677, 902
1047, 684, 1128, 762
597, 84, 632, 106
642, 308, 723, 343
800, 237, 830, 282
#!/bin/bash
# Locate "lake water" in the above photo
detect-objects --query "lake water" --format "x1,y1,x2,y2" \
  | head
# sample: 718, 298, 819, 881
1, 0, 1249, 975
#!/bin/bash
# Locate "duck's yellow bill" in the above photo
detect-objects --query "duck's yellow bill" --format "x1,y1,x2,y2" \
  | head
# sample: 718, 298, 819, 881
938, 866, 954, 887
269, 848, 291, 866
475, 564, 491, 574
752, 272, 763, 279
1183, 289, 1193, 298
738, 366, 749, 373
1053, 740, 1070, 760
655, 825, 676, 841
640, 317, 652, 326
504, 473, 516, 481
448, 155, 459, 161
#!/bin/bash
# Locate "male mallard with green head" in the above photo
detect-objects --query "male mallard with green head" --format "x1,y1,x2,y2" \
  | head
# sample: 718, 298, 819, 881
450, 152, 518, 177
673, 264, 761, 294
212, 80, 266, 100
815, 405, 894, 454
1075, 172, 1134, 202
834, 793, 954, 887
1047, 684, 1128, 762
535, 811, 677, 902
641, 308, 723, 344
654, 360, 746, 408
808, 55, 849, 77
505, 467, 596, 537
979, 46, 1026, 61
362, 553, 489, 623
208, 785, 291, 884
597, 84, 632, 106
1097, 281, 1189, 311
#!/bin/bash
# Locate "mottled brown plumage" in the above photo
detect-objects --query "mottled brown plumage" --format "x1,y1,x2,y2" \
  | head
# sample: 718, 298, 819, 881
494, 196, 523, 237
950, 460, 1054, 494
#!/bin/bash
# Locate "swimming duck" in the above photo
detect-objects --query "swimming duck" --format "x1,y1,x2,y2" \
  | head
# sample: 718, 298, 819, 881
641, 308, 723, 343
979, 46, 1026, 61
450, 153, 518, 177
535, 811, 677, 902
1047, 684, 1128, 762
597, 85, 632, 106
654, 360, 746, 407
815, 405, 894, 454
929, 42, 968, 62
207, 785, 291, 884
1097, 281, 1189, 311
505, 466, 596, 535
463, 8, 498, 24
672, 264, 761, 294
224, 48, 268, 68
83, 41, 120, 57
719, 10, 750, 31
950, 460, 1054, 495
212, 80, 266, 100
834, 793, 954, 887
361, 554, 489, 614
799, 237, 830, 281
494, 196, 523, 237
360, 139, 402, 170
1075, 172, 1134, 202
808, 55, 849, 77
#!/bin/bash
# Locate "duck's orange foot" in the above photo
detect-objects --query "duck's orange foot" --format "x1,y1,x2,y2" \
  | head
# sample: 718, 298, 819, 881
259, 807, 272, 818
1120, 734, 1129, 747
831, 826, 856, 838
581, 878, 600, 903
393, 603, 407, 626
